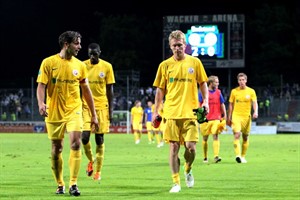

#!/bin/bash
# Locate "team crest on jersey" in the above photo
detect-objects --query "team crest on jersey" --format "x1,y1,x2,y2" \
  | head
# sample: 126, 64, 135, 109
246, 95, 250, 99
73, 70, 79, 76
188, 67, 194, 74
99, 72, 105, 78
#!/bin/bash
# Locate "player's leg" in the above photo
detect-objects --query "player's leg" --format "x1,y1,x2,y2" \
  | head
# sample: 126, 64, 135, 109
212, 133, 221, 163
169, 141, 181, 192
233, 131, 242, 163
67, 117, 82, 196
47, 122, 66, 194
200, 123, 209, 163
241, 133, 249, 163
183, 119, 198, 188
164, 119, 181, 193
240, 118, 251, 163
93, 109, 110, 180
158, 123, 165, 147
232, 117, 242, 163
51, 139, 65, 194
183, 141, 196, 188
82, 107, 94, 176
93, 134, 104, 180
132, 122, 140, 144
81, 131, 92, 160
154, 129, 161, 146
138, 123, 143, 142
82, 131, 94, 176
211, 120, 221, 163
68, 130, 82, 196
146, 122, 154, 144
202, 135, 208, 162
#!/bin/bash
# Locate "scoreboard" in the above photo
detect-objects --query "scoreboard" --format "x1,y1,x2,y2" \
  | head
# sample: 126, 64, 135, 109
163, 14, 245, 68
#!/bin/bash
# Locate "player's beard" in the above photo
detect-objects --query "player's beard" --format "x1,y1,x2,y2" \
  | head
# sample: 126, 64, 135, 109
67, 47, 79, 57
174, 50, 184, 60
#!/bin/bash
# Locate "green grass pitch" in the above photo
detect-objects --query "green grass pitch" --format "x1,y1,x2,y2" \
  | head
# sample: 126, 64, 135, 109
0, 133, 299, 200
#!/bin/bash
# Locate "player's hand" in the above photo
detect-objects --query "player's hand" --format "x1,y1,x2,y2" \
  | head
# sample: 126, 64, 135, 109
253, 112, 258, 119
91, 116, 99, 133
217, 119, 227, 133
130, 124, 133, 133
226, 119, 232, 127
192, 107, 208, 124
152, 114, 162, 128
38, 103, 48, 117
201, 103, 209, 115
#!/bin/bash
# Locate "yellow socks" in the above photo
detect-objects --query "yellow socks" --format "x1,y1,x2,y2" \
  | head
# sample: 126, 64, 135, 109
83, 141, 94, 162
213, 140, 220, 157
184, 162, 192, 174
241, 140, 249, 157
172, 173, 180, 185
134, 132, 139, 142
147, 131, 153, 142
69, 149, 81, 186
233, 139, 241, 157
155, 133, 161, 144
95, 144, 105, 174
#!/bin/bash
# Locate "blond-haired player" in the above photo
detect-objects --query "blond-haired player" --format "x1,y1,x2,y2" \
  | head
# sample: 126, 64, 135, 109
199, 75, 227, 163
152, 30, 209, 193
227, 72, 258, 163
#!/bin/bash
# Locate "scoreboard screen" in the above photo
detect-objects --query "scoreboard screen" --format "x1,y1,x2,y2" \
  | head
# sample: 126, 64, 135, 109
184, 24, 225, 59
163, 14, 245, 68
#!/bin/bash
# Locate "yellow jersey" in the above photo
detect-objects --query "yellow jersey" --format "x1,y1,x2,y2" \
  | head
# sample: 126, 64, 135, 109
229, 86, 257, 117
36, 54, 87, 122
153, 54, 208, 119
82, 59, 115, 110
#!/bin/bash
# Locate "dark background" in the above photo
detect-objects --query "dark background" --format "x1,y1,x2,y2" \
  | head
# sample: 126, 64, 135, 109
0, 0, 299, 89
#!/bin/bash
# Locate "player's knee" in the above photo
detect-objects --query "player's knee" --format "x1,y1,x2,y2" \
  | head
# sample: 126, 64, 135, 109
81, 131, 90, 145
95, 134, 104, 145
71, 140, 81, 150
190, 148, 196, 154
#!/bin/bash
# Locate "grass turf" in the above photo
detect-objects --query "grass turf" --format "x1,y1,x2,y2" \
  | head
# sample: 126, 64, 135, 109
0, 133, 299, 200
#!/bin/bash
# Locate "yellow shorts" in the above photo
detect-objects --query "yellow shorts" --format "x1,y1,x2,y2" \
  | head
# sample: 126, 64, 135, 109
163, 119, 199, 144
132, 121, 142, 131
46, 115, 82, 140
200, 120, 221, 136
146, 121, 153, 132
231, 115, 251, 135
82, 106, 110, 134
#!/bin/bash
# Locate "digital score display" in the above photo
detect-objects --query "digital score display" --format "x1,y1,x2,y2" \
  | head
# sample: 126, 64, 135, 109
184, 25, 225, 59
163, 14, 245, 68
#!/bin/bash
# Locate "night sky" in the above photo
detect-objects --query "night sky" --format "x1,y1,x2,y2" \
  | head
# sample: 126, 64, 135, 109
0, 0, 296, 88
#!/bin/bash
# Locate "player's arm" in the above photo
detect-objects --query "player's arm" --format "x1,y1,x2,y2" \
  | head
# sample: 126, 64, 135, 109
252, 100, 258, 119
106, 84, 114, 122
220, 93, 227, 120
199, 81, 209, 114
227, 102, 233, 126
221, 103, 227, 121
140, 112, 144, 124
153, 87, 164, 121
36, 82, 48, 117
80, 79, 99, 132
130, 110, 134, 127
144, 111, 148, 124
